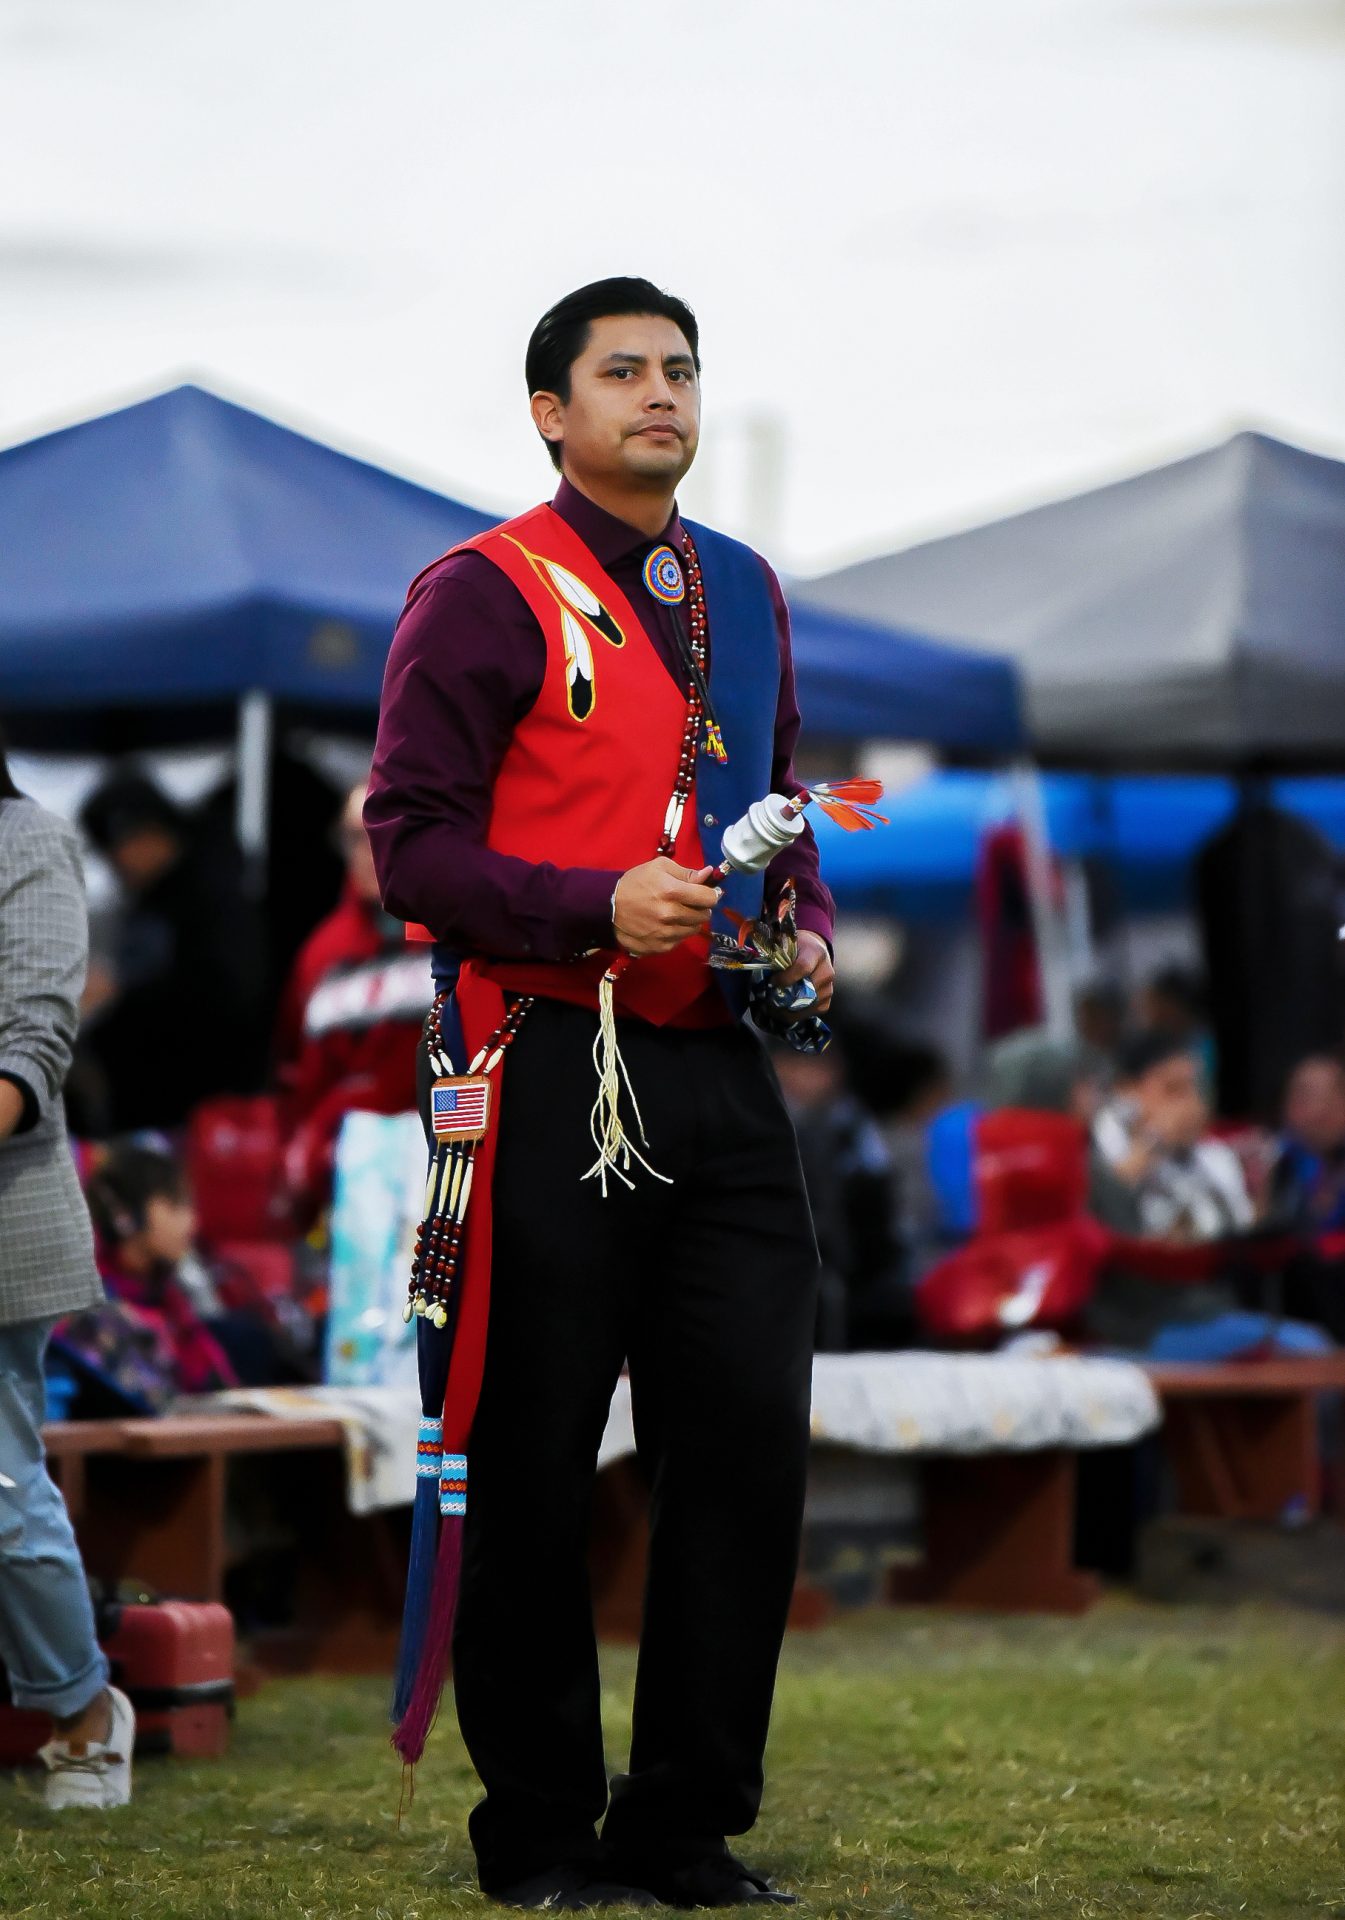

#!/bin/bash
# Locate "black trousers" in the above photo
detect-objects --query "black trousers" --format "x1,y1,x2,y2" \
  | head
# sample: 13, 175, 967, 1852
438, 998, 819, 1893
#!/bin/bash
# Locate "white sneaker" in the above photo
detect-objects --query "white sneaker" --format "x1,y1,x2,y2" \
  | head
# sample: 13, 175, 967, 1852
39, 1686, 135, 1810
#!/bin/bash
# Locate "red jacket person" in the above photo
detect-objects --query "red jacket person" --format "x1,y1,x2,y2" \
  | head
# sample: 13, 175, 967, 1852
366, 277, 834, 1910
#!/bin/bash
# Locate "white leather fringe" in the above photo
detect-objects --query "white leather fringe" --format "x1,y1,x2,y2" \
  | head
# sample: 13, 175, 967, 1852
583, 969, 673, 1197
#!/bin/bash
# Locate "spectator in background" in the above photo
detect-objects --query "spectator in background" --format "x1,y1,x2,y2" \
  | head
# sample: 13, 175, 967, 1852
1137, 963, 1217, 1093
772, 1044, 913, 1351
274, 777, 406, 1087
82, 1142, 236, 1398
0, 738, 136, 1807
78, 769, 269, 1130
874, 1044, 953, 1263
56, 1136, 316, 1400
1073, 977, 1126, 1062
275, 780, 429, 1224
1088, 1031, 1330, 1360
984, 1029, 1108, 1125
1271, 1053, 1345, 1233
1265, 1053, 1345, 1344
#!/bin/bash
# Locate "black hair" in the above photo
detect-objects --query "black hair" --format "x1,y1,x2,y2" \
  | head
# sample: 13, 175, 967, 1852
85, 1140, 187, 1247
78, 768, 184, 854
1146, 964, 1207, 1022
1116, 1028, 1195, 1084
525, 276, 700, 471
1073, 977, 1125, 1016
0, 720, 22, 801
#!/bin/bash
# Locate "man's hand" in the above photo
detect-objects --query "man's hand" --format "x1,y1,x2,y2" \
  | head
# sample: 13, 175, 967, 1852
777, 930, 835, 1016
613, 858, 721, 957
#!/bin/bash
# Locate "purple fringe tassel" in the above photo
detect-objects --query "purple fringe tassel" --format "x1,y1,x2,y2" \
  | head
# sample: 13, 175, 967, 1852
391, 1476, 440, 1723
391, 1513, 464, 1764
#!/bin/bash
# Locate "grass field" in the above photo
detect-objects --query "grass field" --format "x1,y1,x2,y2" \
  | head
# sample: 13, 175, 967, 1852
4, 1600, 1342, 1920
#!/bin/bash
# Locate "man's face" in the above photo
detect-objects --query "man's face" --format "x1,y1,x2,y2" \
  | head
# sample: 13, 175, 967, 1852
532, 312, 700, 492
1284, 1059, 1345, 1155
1131, 1050, 1208, 1151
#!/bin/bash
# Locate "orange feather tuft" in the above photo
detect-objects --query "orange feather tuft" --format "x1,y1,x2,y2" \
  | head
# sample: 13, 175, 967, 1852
815, 777, 885, 805
813, 796, 890, 831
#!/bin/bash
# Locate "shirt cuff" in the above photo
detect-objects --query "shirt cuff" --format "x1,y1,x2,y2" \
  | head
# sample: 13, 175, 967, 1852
557, 867, 624, 954
0, 1069, 40, 1136
795, 900, 835, 953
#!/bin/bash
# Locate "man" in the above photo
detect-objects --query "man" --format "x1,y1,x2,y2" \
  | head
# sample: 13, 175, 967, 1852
1266, 1053, 1345, 1344
274, 780, 428, 1222
1136, 962, 1217, 1094
274, 779, 390, 1089
1272, 1053, 1345, 1233
366, 278, 834, 1909
78, 768, 269, 1128
771, 1043, 910, 1351
1088, 1031, 1329, 1360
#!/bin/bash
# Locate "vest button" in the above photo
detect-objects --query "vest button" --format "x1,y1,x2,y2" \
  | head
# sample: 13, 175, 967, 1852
703, 812, 717, 827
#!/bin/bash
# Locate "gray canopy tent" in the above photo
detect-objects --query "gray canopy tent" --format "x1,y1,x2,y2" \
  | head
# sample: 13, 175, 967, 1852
798, 431, 1345, 768
802, 429, 1345, 1111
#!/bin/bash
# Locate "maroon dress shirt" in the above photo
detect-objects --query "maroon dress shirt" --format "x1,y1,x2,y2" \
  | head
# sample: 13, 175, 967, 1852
365, 479, 835, 983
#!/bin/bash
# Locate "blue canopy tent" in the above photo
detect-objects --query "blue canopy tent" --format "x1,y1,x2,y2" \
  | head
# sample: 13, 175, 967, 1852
813, 769, 1345, 919
786, 602, 1023, 755
0, 383, 494, 716
0, 383, 498, 857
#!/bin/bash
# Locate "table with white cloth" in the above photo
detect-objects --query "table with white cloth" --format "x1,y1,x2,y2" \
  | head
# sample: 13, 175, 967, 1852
210, 1350, 1160, 1620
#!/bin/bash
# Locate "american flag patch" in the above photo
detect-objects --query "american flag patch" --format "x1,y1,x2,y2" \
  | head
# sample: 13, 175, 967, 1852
430, 1076, 491, 1141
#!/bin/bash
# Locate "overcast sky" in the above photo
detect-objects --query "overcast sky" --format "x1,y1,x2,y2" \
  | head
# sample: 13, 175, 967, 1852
2, 0, 1342, 572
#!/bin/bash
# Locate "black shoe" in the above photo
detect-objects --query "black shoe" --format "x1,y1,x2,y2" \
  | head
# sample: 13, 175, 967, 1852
608, 1853, 797, 1909
491, 1863, 660, 1909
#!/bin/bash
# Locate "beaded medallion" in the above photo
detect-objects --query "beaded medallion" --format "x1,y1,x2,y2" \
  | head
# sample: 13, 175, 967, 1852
642, 544, 685, 604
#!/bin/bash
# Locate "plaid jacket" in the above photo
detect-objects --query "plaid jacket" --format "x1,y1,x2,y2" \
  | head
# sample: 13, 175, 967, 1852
0, 797, 102, 1326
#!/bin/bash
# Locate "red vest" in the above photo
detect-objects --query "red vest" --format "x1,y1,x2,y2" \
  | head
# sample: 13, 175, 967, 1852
423, 504, 725, 1027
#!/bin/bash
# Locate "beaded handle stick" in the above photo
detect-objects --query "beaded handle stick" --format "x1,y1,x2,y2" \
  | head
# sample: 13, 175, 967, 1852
706, 779, 889, 884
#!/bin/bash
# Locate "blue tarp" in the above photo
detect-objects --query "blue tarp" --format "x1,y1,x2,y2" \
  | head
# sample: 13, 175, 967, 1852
816, 770, 1345, 917
0, 384, 1026, 752
786, 600, 1023, 752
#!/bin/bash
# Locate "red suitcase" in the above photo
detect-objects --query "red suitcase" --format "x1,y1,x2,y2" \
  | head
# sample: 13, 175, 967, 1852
105, 1601, 236, 1758
0, 1702, 51, 1768
1, 1600, 234, 1766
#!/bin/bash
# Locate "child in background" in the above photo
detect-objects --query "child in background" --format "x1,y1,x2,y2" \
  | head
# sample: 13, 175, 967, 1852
83, 1141, 237, 1396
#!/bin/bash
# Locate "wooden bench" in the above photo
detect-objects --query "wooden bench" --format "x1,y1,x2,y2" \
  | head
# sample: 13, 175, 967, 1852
885, 1448, 1100, 1614
40, 1373, 1158, 1661
42, 1414, 668, 1667
1145, 1357, 1345, 1522
45, 1414, 346, 1600
42, 1414, 413, 1672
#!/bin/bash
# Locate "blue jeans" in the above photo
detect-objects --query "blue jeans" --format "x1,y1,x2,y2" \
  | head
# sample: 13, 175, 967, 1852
0, 1318, 109, 1717
1146, 1311, 1334, 1363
